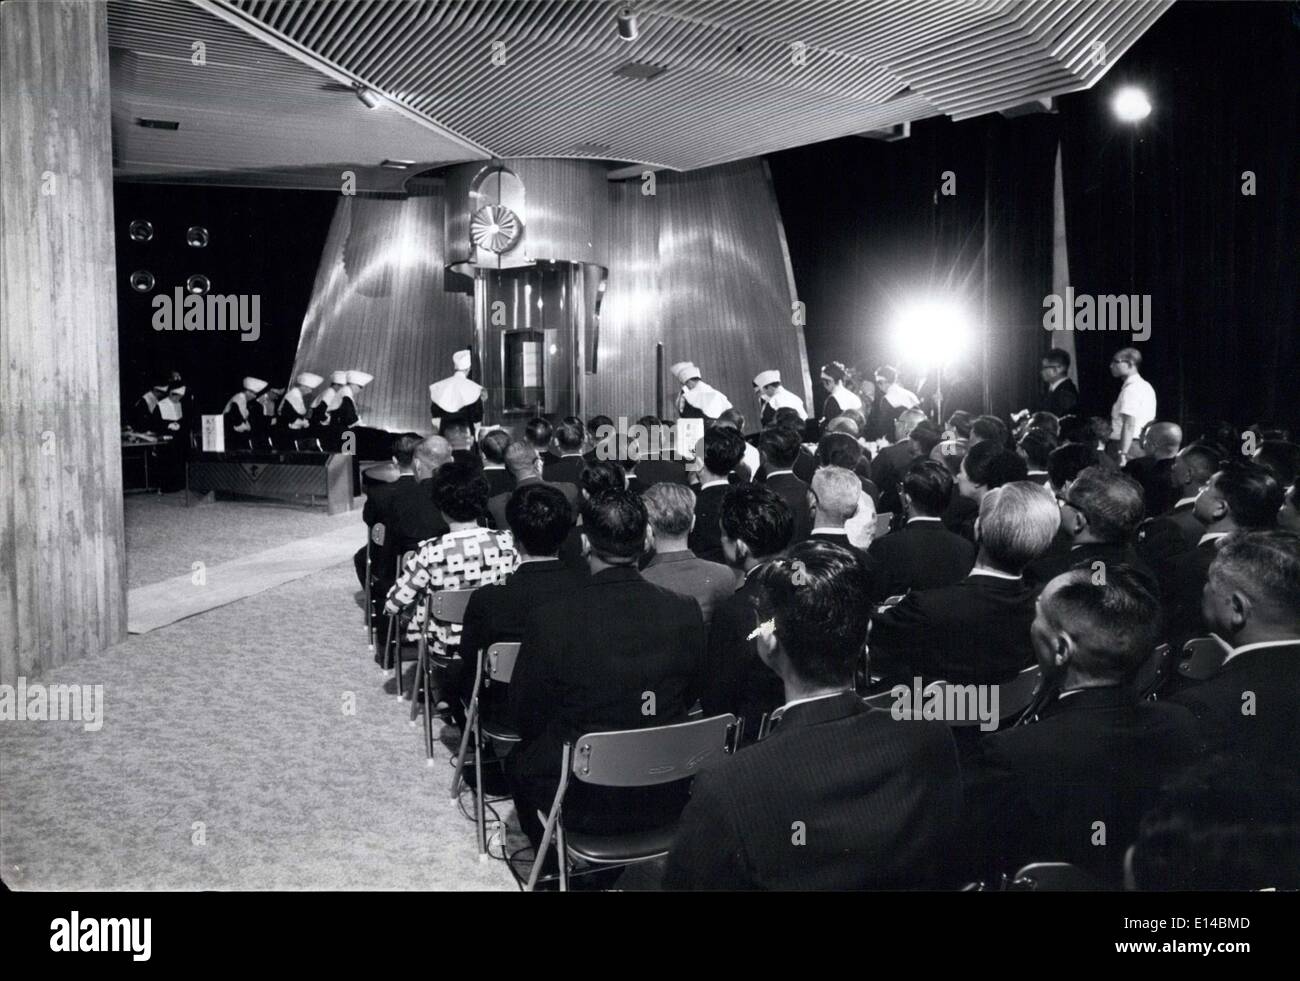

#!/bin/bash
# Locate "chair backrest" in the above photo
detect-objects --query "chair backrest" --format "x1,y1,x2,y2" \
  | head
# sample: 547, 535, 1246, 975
874, 512, 894, 537
430, 588, 476, 625
1178, 636, 1229, 681
570, 713, 737, 788
396, 550, 416, 578
1133, 642, 1172, 700
370, 522, 386, 547
1006, 862, 1103, 892
486, 642, 520, 683
997, 665, 1043, 718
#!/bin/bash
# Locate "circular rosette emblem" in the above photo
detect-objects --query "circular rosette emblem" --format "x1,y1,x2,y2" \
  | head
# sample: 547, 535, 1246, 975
470, 204, 522, 253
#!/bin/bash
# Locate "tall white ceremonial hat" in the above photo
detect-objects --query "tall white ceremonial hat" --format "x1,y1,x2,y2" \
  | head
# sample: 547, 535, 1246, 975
753, 369, 780, 388
297, 371, 324, 389
244, 376, 268, 393
452, 349, 473, 372
670, 361, 701, 384
169, 385, 187, 396
330, 370, 348, 385
346, 370, 373, 387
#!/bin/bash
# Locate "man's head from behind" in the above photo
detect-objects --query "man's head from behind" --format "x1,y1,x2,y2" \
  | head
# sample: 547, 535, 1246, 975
1058, 466, 1146, 544
1031, 565, 1162, 686
580, 490, 648, 565
1193, 460, 1284, 530
505, 483, 574, 557
441, 419, 473, 450
759, 425, 802, 471
720, 483, 794, 568
701, 425, 746, 479
893, 407, 927, 443
414, 435, 453, 479
479, 428, 511, 466
642, 482, 696, 550
1047, 442, 1101, 494
902, 459, 953, 518
1017, 429, 1058, 471
525, 417, 553, 450
390, 432, 423, 471
810, 466, 861, 530
976, 481, 1060, 574
1201, 531, 1300, 645
1170, 442, 1220, 497
430, 459, 489, 523
970, 414, 1008, 448
958, 440, 1028, 501
752, 541, 873, 692
554, 416, 586, 453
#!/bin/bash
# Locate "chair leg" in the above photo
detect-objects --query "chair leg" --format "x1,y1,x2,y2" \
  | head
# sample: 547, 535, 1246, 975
473, 721, 487, 860
383, 616, 396, 672
526, 808, 562, 892
422, 660, 435, 760
556, 822, 568, 892
449, 698, 478, 797
408, 642, 423, 716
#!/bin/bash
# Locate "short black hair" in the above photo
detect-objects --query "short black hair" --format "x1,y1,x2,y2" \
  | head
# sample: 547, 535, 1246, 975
963, 440, 1026, 487
580, 490, 647, 561
1057, 414, 1091, 444
1066, 467, 1146, 542
588, 414, 614, 435
1043, 565, 1161, 681
702, 425, 746, 476
816, 432, 863, 471
430, 459, 490, 522
873, 364, 898, 384
442, 419, 473, 443
945, 410, 973, 438
525, 417, 552, 448
505, 483, 574, 556
820, 361, 848, 383
759, 426, 802, 469
909, 420, 942, 457
1214, 460, 1284, 529
772, 407, 805, 431
1028, 411, 1060, 438
1042, 349, 1071, 371
480, 429, 511, 465
1048, 442, 1101, 489
902, 459, 953, 516
1018, 428, 1058, 469
755, 541, 873, 687
971, 414, 1008, 448
579, 459, 626, 497
390, 432, 423, 468
554, 416, 585, 452
719, 483, 793, 559
1254, 440, 1300, 487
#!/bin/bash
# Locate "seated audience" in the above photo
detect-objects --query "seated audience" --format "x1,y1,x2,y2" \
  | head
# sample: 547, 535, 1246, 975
870, 481, 1059, 686
702, 484, 795, 740
871, 407, 928, 516
629, 415, 690, 487
945, 438, 1028, 541
665, 541, 963, 890
542, 416, 588, 484
809, 466, 871, 560
1017, 428, 1057, 486
716, 408, 761, 478
1136, 442, 1220, 571
385, 460, 518, 652
507, 490, 705, 849
1171, 531, 1300, 772
487, 441, 579, 531
868, 460, 975, 601
583, 414, 615, 466
352, 433, 432, 590
688, 426, 747, 563
478, 428, 513, 497
758, 426, 813, 544
640, 482, 739, 625
1123, 421, 1182, 516
525, 416, 558, 467
966, 565, 1203, 886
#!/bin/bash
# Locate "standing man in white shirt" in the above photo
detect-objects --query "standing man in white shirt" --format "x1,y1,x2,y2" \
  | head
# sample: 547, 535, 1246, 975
1108, 346, 1157, 462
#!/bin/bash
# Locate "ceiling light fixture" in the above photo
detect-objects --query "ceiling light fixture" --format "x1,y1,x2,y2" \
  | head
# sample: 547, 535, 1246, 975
616, 6, 639, 42
355, 85, 380, 109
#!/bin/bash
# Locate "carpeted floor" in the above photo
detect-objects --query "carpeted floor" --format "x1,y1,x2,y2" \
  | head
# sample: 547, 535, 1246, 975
1, 496, 520, 891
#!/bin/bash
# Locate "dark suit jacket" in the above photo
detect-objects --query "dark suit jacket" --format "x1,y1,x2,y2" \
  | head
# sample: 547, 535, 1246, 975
664, 693, 964, 890
481, 466, 513, 499
869, 573, 1039, 686
870, 440, 920, 517
968, 685, 1203, 886
792, 447, 817, 485
487, 475, 579, 532
941, 493, 980, 542
633, 456, 691, 488
1171, 641, 1300, 773
867, 518, 976, 601
507, 566, 706, 833
763, 471, 812, 544
1124, 455, 1177, 518
1137, 500, 1201, 574
640, 549, 739, 626
542, 453, 588, 486
688, 482, 731, 564
1042, 378, 1079, 417
1026, 540, 1156, 594
1162, 537, 1221, 648
701, 566, 784, 741
386, 478, 451, 556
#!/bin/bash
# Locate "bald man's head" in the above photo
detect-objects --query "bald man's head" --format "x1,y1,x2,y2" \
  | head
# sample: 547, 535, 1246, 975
414, 435, 453, 475
1145, 421, 1183, 458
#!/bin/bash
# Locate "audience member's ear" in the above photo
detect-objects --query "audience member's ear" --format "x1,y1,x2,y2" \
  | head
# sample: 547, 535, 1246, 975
644, 525, 655, 553
579, 533, 591, 558
973, 516, 982, 545
1122, 843, 1139, 892
734, 537, 752, 566
688, 513, 697, 534
1228, 588, 1252, 632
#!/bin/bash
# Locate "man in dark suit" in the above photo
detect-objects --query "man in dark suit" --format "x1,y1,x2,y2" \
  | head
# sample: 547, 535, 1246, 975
541, 416, 588, 485
478, 427, 514, 498
1136, 442, 1221, 572
701, 483, 795, 741
666, 541, 963, 890
1123, 421, 1181, 518
870, 407, 927, 517
641, 482, 739, 626
487, 441, 579, 532
688, 426, 746, 564
1038, 349, 1079, 418
966, 565, 1204, 886
1162, 461, 1283, 648
1171, 532, 1300, 773
868, 459, 975, 602
944, 439, 1029, 543
758, 426, 813, 544
383, 434, 455, 557
629, 416, 691, 488
870, 480, 1060, 686
507, 489, 705, 850
762, 407, 817, 484
808, 465, 873, 565
1026, 466, 1155, 590
353, 432, 425, 588
454, 483, 584, 724
525, 417, 559, 469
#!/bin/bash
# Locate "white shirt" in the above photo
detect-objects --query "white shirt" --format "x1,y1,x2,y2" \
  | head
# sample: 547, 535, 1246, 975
906, 516, 942, 525
1198, 531, 1231, 548
741, 440, 761, 477
1224, 638, 1300, 666
1111, 374, 1157, 440
883, 385, 920, 410
968, 566, 1022, 581
764, 386, 807, 419
699, 478, 730, 491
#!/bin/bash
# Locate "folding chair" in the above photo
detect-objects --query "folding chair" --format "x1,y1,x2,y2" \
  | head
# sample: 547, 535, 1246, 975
410, 588, 477, 761
1176, 635, 1229, 682
381, 550, 418, 693
1005, 861, 1103, 891
364, 522, 386, 654
525, 713, 740, 892
1133, 642, 1172, 700
449, 642, 521, 859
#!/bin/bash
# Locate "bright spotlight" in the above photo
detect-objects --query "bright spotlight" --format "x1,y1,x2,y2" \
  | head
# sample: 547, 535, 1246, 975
1111, 86, 1152, 123
893, 301, 970, 368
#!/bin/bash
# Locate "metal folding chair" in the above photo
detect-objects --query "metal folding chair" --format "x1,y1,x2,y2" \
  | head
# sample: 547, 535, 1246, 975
1176, 635, 1230, 682
1005, 861, 1103, 891
382, 550, 417, 693
365, 522, 386, 654
449, 642, 521, 859
525, 713, 739, 892
409, 588, 477, 761
1133, 642, 1172, 700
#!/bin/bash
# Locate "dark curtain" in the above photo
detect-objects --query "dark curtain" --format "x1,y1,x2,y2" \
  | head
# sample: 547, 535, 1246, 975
1058, 0, 1300, 437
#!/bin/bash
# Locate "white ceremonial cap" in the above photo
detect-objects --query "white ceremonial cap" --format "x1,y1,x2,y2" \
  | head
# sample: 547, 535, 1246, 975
452, 349, 473, 372
169, 385, 187, 396
331, 370, 348, 385
346, 370, 373, 387
670, 361, 701, 384
151, 382, 170, 392
297, 372, 324, 389
243, 377, 268, 393
753, 370, 780, 388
